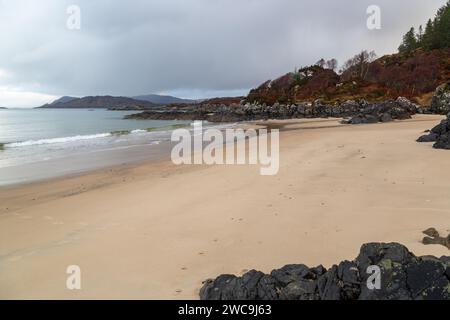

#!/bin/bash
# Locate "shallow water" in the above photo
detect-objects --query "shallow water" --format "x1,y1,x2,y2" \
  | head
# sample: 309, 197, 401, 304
0, 109, 195, 185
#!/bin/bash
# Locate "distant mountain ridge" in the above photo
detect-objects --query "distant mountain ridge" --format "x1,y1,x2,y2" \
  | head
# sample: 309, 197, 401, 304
38, 93, 198, 109
50, 96, 78, 104
38, 95, 157, 109
132, 94, 197, 105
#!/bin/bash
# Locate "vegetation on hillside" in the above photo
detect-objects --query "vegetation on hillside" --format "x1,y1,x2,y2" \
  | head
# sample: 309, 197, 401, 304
245, 2, 450, 106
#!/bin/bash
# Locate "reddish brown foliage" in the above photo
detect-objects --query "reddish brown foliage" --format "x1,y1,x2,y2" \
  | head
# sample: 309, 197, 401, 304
245, 49, 450, 106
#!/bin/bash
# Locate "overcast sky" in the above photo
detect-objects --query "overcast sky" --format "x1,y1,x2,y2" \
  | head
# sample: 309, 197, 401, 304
0, 0, 447, 107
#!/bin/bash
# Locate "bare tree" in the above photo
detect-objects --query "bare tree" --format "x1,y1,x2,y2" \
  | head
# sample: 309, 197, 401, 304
326, 58, 338, 71
342, 50, 377, 80
315, 58, 326, 68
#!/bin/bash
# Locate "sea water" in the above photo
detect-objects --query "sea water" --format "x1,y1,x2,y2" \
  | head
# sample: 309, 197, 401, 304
0, 108, 196, 185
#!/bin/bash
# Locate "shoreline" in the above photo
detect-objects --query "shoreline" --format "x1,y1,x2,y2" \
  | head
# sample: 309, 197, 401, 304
1, 115, 450, 299
0, 120, 240, 187
0, 119, 331, 189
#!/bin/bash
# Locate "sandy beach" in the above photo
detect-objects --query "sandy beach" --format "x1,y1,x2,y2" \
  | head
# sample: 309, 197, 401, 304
1, 115, 450, 299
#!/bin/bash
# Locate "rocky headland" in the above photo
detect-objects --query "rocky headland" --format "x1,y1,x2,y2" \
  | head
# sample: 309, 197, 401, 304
200, 242, 450, 300
125, 97, 419, 123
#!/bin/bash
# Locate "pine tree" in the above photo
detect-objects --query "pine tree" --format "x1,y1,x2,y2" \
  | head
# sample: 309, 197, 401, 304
417, 25, 424, 43
399, 27, 418, 52
421, 19, 435, 50
434, 0, 450, 48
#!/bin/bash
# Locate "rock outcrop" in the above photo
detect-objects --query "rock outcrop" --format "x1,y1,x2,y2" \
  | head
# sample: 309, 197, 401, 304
200, 243, 450, 300
417, 112, 450, 149
423, 228, 450, 249
341, 97, 418, 124
429, 82, 450, 114
125, 97, 418, 123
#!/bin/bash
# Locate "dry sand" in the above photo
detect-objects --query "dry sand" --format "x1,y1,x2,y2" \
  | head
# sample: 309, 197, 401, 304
1, 115, 449, 299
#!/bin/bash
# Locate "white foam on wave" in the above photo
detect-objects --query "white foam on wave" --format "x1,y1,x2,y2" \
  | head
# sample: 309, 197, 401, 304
6, 133, 112, 148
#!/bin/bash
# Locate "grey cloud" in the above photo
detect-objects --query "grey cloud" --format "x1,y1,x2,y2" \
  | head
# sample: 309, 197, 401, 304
0, 0, 447, 98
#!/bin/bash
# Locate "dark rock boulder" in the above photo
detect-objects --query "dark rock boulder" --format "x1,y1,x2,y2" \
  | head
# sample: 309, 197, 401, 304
199, 270, 280, 300
430, 82, 450, 114
417, 132, 439, 142
199, 242, 450, 300
342, 97, 417, 125
406, 258, 450, 300
422, 228, 450, 250
272, 264, 325, 300
356, 242, 416, 300
417, 112, 450, 149
317, 261, 361, 300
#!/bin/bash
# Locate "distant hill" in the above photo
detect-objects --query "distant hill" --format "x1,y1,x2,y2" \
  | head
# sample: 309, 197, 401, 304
50, 96, 78, 104
132, 94, 197, 105
38, 96, 157, 110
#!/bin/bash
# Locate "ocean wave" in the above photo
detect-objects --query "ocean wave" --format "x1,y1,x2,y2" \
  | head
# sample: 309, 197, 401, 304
6, 133, 112, 148
3, 123, 212, 149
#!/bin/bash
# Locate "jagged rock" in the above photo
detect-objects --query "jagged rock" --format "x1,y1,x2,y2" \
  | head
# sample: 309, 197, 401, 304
342, 98, 416, 125
317, 261, 361, 300
418, 112, 450, 149
199, 243, 450, 300
381, 113, 393, 122
423, 228, 441, 238
272, 264, 325, 300
422, 228, 450, 250
417, 133, 439, 142
355, 242, 416, 300
430, 82, 450, 114
407, 258, 450, 300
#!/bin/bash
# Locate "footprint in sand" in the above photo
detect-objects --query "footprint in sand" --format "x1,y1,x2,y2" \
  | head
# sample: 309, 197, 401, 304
7, 255, 22, 262
43, 216, 53, 221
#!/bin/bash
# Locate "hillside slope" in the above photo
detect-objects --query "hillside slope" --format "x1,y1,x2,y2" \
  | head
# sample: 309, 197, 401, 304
245, 49, 450, 106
